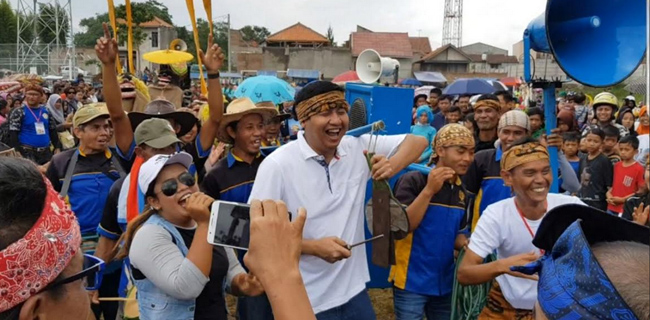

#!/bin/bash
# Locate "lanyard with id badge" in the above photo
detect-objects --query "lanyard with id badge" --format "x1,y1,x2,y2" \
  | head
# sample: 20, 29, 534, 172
27, 106, 46, 135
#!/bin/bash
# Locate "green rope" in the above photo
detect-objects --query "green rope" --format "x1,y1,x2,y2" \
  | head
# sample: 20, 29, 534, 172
451, 248, 496, 320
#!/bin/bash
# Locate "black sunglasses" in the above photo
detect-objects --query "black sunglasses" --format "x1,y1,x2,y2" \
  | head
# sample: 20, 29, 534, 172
43, 254, 105, 292
158, 172, 196, 197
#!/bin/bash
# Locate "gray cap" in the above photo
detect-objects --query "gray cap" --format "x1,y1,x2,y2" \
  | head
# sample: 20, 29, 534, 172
134, 118, 180, 149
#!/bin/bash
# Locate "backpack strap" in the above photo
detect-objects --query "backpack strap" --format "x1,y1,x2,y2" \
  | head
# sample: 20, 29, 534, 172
60, 151, 79, 198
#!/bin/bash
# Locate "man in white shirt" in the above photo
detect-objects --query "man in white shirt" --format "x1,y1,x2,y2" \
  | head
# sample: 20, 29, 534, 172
457, 138, 585, 320
249, 81, 427, 319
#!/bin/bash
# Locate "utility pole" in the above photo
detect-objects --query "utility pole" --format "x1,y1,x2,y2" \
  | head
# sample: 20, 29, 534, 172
227, 14, 231, 73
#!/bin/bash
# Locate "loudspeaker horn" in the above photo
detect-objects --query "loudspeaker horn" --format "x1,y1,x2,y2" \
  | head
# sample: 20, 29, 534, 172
524, 0, 647, 87
170, 39, 188, 52
355, 49, 400, 84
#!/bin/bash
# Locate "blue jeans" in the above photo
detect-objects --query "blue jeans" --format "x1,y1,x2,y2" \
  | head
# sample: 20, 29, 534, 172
393, 287, 452, 320
237, 294, 274, 320
316, 290, 376, 320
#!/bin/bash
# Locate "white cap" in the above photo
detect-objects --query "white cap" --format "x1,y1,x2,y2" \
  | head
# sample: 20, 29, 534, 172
138, 152, 194, 194
626, 95, 636, 101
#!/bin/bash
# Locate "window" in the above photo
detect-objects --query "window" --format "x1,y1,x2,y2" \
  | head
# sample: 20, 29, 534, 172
151, 31, 159, 48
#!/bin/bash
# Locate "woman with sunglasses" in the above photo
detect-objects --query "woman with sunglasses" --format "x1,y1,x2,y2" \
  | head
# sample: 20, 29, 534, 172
0, 157, 104, 320
117, 152, 263, 320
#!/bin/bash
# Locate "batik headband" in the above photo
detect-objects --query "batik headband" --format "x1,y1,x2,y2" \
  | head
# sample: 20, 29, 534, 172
500, 142, 549, 172
431, 123, 475, 161
473, 99, 500, 112
295, 91, 350, 122
0, 177, 81, 312
512, 220, 639, 320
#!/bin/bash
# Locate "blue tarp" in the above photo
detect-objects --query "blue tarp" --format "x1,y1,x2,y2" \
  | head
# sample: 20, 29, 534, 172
287, 69, 320, 79
257, 70, 278, 77
413, 71, 448, 84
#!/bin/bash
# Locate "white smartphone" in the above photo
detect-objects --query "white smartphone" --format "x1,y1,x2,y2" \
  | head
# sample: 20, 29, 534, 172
207, 200, 251, 251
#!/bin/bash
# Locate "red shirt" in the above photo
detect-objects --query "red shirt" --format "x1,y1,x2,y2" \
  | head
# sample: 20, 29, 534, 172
608, 161, 646, 213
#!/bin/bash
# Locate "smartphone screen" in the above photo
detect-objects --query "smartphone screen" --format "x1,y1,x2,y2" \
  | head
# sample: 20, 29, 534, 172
208, 201, 251, 250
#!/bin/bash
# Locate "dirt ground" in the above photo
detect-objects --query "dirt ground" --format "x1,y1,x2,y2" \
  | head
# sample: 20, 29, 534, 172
226, 288, 394, 319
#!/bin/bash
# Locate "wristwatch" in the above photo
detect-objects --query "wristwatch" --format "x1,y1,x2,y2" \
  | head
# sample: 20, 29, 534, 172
207, 72, 220, 79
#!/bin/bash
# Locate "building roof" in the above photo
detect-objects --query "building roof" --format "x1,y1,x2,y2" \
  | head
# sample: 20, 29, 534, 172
266, 23, 329, 43
116, 16, 174, 28
467, 54, 519, 64
409, 37, 432, 56
350, 32, 413, 58
417, 44, 473, 62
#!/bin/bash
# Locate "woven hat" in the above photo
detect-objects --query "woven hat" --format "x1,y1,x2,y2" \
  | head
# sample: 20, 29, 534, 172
218, 98, 278, 144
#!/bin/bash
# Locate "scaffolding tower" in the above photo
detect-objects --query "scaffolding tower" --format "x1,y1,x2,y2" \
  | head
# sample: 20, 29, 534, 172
16, 0, 74, 76
442, 0, 463, 47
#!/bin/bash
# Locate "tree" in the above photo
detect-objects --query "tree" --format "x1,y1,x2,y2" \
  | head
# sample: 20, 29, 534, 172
240, 25, 270, 44
177, 19, 229, 70
326, 25, 336, 47
75, 13, 109, 47
0, 0, 17, 44
74, 0, 173, 48
38, 3, 70, 45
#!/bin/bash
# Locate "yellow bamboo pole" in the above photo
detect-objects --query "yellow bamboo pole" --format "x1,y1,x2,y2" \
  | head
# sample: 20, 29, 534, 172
125, 0, 135, 75
186, 0, 207, 95
106, 0, 123, 73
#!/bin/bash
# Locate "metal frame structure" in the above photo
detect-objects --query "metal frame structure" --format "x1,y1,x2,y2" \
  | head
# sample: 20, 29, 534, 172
442, 0, 463, 47
15, 0, 74, 76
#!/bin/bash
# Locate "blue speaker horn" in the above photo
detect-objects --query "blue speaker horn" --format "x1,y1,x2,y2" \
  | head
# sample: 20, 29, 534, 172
524, 0, 647, 87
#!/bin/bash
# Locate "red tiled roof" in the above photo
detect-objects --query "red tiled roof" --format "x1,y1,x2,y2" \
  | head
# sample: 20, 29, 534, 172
409, 37, 432, 56
266, 23, 329, 43
418, 44, 472, 62
116, 16, 173, 28
350, 32, 413, 58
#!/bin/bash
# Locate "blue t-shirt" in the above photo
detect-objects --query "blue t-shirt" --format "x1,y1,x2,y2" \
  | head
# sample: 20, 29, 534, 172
18, 105, 51, 148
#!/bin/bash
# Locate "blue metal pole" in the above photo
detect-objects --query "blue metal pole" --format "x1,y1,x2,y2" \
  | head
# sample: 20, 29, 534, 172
543, 85, 559, 193
523, 32, 532, 82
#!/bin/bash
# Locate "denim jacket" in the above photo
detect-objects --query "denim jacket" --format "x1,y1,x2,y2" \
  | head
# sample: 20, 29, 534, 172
131, 214, 196, 320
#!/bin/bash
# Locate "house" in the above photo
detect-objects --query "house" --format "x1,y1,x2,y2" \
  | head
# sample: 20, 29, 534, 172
230, 28, 262, 71
466, 53, 519, 74
116, 16, 177, 73
460, 42, 508, 56
349, 31, 414, 79
409, 37, 432, 59
413, 44, 472, 74
263, 23, 330, 48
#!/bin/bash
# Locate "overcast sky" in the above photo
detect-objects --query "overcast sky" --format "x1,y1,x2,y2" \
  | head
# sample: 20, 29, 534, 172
12, 0, 547, 54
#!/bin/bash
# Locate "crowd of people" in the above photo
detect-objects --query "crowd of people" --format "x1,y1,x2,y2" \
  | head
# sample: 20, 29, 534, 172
0, 25, 649, 320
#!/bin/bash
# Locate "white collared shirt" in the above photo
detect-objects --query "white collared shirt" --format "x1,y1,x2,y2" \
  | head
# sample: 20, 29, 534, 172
249, 131, 406, 313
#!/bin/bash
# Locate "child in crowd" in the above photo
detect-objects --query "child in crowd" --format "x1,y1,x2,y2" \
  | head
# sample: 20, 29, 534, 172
526, 107, 545, 139
562, 132, 581, 181
462, 113, 476, 136
579, 137, 589, 154
601, 125, 622, 165
411, 105, 437, 165
578, 127, 613, 211
445, 106, 462, 124
607, 135, 646, 216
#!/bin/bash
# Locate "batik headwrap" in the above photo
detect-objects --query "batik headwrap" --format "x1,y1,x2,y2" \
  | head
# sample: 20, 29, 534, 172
0, 176, 81, 312
500, 142, 549, 171
498, 109, 530, 132
295, 91, 349, 122
430, 123, 475, 161
511, 204, 649, 320
473, 99, 500, 112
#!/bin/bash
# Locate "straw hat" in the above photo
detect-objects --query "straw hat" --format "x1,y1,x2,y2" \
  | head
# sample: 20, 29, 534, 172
218, 97, 278, 143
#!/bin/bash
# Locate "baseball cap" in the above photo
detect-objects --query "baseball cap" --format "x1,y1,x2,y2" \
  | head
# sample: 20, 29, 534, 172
138, 152, 193, 195
134, 118, 180, 149
73, 104, 110, 128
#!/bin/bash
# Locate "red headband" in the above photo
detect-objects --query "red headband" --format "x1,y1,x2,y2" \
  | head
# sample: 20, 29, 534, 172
0, 177, 81, 312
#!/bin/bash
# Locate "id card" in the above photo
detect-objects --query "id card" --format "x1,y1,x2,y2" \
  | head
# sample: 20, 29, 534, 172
35, 122, 46, 135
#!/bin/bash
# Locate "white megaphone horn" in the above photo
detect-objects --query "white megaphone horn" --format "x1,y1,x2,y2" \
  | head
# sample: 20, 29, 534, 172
355, 49, 400, 84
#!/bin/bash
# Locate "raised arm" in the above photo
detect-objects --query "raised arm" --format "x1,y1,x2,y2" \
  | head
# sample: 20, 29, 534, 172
197, 35, 225, 152
95, 23, 133, 155
370, 135, 427, 180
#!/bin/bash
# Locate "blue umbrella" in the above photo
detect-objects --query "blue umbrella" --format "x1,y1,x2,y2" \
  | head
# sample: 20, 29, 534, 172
234, 76, 296, 105
443, 78, 496, 95
400, 78, 422, 86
